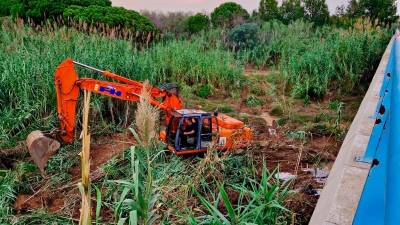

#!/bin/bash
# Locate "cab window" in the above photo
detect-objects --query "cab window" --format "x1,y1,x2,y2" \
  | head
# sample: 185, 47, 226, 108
201, 117, 212, 148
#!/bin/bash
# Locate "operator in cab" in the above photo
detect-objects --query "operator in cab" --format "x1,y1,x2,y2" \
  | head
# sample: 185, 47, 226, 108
182, 117, 198, 148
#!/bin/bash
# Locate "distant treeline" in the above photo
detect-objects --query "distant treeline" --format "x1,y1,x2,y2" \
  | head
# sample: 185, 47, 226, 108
0, 0, 156, 32
144, 0, 398, 36
0, 0, 397, 37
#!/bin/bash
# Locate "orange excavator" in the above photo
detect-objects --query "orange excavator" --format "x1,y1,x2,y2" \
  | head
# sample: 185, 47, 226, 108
27, 59, 252, 173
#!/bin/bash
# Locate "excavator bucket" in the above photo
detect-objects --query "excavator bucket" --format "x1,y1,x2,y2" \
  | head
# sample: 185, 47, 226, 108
26, 131, 61, 175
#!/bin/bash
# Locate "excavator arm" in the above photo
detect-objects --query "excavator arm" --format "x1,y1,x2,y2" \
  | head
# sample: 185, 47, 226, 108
55, 59, 183, 143
27, 59, 182, 174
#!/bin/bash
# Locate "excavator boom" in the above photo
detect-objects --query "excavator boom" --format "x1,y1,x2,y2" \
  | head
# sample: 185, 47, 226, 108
54, 59, 182, 143
28, 59, 182, 174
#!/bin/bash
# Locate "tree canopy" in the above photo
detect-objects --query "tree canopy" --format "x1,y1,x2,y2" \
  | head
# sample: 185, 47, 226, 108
259, 0, 279, 21
63, 5, 155, 32
1, 0, 112, 20
0, 0, 156, 32
211, 2, 249, 28
186, 13, 210, 34
303, 0, 330, 26
279, 0, 305, 24
359, 0, 398, 25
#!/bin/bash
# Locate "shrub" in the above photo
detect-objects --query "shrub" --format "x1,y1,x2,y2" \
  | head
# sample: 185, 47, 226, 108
186, 13, 210, 34
63, 6, 156, 32
246, 95, 262, 107
228, 22, 259, 50
211, 2, 249, 28
197, 85, 212, 98
132, 34, 243, 88
219, 105, 235, 113
270, 105, 284, 116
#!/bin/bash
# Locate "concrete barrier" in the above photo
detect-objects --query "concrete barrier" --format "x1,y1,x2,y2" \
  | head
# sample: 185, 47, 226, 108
309, 37, 394, 225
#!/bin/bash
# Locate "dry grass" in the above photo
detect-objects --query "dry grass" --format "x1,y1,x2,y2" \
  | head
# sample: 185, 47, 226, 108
134, 81, 160, 147
194, 146, 225, 187
78, 91, 92, 225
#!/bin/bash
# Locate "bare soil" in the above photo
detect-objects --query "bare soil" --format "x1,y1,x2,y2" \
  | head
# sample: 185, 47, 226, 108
13, 132, 133, 219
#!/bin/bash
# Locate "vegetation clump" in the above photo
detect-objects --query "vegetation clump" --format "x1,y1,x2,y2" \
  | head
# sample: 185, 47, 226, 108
186, 13, 210, 34
211, 2, 249, 28
228, 22, 260, 50
0, 0, 156, 33
63, 5, 156, 32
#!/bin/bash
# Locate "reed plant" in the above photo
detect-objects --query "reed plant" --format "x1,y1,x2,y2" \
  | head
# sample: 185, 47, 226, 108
78, 91, 92, 225
134, 81, 159, 147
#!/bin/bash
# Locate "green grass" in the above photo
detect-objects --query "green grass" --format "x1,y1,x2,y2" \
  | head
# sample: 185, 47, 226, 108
194, 163, 290, 225
0, 170, 16, 223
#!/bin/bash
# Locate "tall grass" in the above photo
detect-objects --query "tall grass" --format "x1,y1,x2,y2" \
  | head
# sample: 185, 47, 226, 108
0, 170, 16, 223
0, 20, 242, 147
236, 20, 391, 98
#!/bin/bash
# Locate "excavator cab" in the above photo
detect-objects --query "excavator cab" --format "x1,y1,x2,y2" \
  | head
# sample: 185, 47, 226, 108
165, 109, 214, 154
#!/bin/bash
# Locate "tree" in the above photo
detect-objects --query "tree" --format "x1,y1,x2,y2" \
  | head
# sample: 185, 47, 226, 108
359, 0, 397, 26
211, 2, 249, 28
279, 0, 305, 24
141, 11, 191, 34
63, 6, 156, 32
346, 0, 362, 18
186, 13, 210, 34
335, 5, 346, 17
259, 0, 279, 21
0, 0, 18, 16
4, 0, 112, 22
303, 0, 329, 26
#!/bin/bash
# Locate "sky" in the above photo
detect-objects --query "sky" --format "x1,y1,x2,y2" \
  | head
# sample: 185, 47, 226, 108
112, 0, 350, 14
